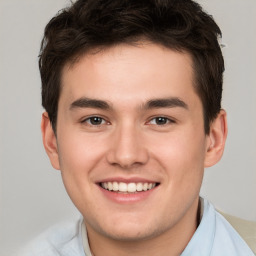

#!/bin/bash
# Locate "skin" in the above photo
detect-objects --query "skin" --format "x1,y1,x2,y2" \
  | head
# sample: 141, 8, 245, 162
42, 42, 227, 256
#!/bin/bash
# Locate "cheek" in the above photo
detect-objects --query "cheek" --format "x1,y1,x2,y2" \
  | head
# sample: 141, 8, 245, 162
57, 132, 106, 172
56, 135, 103, 211
56, 134, 105, 200
151, 129, 206, 180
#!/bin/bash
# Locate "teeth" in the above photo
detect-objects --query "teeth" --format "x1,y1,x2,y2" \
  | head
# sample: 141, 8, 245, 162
119, 182, 127, 192
136, 183, 143, 192
127, 183, 136, 192
101, 182, 157, 193
113, 182, 118, 191
108, 182, 113, 191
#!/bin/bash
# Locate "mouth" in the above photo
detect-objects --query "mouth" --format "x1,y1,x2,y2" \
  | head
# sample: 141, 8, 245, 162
99, 181, 159, 193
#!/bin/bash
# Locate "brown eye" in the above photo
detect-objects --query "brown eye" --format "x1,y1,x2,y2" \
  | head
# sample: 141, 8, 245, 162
155, 117, 168, 125
149, 117, 172, 125
83, 116, 106, 125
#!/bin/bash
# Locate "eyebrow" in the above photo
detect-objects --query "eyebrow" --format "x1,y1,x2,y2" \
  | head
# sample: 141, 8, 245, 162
70, 97, 111, 110
144, 97, 188, 110
69, 97, 188, 111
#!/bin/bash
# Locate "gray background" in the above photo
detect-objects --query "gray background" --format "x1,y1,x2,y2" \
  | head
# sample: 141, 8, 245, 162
0, 0, 255, 255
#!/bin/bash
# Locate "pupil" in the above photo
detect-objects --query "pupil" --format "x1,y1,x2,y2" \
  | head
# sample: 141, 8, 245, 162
91, 117, 102, 125
156, 117, 167, 125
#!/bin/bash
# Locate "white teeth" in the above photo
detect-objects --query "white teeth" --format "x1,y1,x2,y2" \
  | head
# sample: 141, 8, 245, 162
136, 183, 143, 192
127, 183, 136, 192
119, 182, 127, 192
107, 182, 113, 191
101, 182, 157, 193
113, 182, 118, 191
143, 183, 148, 191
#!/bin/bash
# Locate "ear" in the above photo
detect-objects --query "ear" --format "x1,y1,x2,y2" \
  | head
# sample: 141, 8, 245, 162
41, 112, 60, 170
204, 109, 228, 167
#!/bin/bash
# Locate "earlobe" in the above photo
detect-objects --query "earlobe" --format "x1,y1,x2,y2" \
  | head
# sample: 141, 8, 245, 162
204, 110, 228, 167
41, 112, 60, 170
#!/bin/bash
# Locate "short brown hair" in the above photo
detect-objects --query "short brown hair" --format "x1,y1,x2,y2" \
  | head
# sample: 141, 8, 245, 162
39, 0, 224, 134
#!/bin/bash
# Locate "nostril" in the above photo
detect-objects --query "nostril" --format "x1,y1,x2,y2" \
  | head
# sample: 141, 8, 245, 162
106, 145, 149, 168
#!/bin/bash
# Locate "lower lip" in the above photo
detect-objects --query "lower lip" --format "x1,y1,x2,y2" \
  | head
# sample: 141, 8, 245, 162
98, 185, 158, 204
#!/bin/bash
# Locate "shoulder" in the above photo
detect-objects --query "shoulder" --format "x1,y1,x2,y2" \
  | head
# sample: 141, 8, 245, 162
19, 216, 85, 256
182, 197, 255, 256
206, 199, 255, 256
217, 210, 256, 255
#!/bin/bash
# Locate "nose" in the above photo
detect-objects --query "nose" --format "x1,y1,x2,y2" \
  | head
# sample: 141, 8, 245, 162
106, 124, 149, 169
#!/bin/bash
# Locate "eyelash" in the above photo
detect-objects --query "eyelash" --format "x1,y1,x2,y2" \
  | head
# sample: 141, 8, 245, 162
147, 116, 175, 126
81, 116, 109, 126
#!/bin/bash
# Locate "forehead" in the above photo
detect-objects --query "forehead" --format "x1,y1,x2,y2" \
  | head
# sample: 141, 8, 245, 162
60, 42, 198, 107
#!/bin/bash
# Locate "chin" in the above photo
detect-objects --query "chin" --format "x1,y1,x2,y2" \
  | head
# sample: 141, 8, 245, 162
95, 218, 167, 242
104, 228, 156, 242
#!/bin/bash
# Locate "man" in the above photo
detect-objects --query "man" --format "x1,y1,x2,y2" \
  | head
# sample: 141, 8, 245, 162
21, 0, 254, 255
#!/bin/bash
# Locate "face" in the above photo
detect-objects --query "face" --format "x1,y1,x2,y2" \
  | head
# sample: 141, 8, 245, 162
43, 43, 225, 242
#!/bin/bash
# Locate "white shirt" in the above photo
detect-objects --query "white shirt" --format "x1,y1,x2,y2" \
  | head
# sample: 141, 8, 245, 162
181, 198, 254, 255
19, 198, 254, 256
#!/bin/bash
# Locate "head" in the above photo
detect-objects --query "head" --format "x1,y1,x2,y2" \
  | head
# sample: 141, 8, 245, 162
40, 0, 224, 135
40, 0, 227, 252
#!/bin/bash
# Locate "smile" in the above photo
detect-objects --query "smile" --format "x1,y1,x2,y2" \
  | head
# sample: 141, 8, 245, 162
100, 182, 158, 193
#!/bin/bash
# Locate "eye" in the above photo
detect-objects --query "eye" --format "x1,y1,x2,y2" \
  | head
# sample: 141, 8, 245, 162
82, 116, 107, 126
148, 117, 174, 125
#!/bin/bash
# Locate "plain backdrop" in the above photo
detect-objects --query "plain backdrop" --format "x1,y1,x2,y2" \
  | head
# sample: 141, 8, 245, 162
0, 0, 255, 255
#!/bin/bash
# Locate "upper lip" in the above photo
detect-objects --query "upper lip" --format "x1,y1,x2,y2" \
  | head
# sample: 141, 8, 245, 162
96, 176, 160, 184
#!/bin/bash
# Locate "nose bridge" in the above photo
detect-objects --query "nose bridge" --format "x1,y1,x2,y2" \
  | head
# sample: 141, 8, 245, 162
107, 121, 148, 168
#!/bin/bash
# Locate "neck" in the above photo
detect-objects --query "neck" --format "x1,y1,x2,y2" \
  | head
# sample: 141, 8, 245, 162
86, 198, 200, 256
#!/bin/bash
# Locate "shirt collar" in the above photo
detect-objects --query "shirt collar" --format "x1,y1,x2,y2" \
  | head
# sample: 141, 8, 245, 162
82, 220, 93, 256
181, 197, 215, 256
